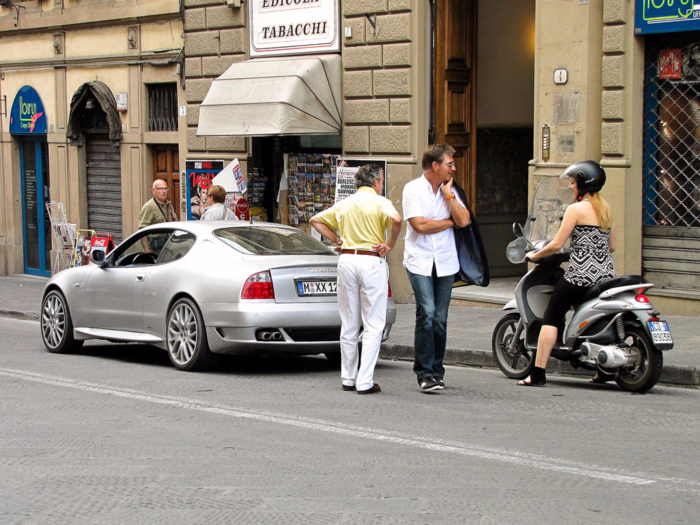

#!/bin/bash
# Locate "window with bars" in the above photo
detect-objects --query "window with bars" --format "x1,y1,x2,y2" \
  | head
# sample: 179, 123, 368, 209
643, 35, 700, 228
147, 83, 178, 132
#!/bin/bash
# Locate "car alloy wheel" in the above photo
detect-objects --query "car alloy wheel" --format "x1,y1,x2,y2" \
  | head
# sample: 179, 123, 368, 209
40, 290, 83, 354
166, 297, 217, 371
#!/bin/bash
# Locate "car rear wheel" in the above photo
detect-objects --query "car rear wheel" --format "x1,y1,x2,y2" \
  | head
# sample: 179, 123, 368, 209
166, 298, 219, 371
40, 290, 83, 354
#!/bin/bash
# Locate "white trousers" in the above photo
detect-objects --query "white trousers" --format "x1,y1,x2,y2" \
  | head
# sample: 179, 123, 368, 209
337, 254, 388, 391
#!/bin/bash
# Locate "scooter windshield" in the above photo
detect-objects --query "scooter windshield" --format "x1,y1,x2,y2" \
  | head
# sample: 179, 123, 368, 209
523, 177, 572, 243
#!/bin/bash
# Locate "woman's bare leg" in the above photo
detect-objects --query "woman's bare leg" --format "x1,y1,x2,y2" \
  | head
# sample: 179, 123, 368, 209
518, 325, 558, 385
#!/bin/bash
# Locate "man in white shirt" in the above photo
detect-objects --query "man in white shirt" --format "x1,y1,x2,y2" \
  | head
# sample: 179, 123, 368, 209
402, 144, 470, 392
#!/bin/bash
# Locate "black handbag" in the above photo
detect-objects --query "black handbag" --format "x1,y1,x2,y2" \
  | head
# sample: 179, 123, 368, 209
451, 182, 490, 288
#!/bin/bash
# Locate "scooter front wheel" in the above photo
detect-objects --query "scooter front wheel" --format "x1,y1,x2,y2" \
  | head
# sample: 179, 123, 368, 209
492, 313, 535, 379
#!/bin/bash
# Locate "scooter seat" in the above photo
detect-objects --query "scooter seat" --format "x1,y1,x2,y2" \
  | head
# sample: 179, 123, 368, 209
576, 275, 644, 304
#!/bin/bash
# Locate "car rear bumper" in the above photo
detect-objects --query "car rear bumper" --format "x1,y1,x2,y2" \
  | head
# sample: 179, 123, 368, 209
201, 301, 396, 355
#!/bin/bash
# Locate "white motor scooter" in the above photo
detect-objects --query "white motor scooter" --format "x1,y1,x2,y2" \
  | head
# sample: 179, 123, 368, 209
491, 178, 673, 393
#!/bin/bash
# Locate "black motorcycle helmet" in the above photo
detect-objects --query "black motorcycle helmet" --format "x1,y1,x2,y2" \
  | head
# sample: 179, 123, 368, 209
560, 160, 606, 201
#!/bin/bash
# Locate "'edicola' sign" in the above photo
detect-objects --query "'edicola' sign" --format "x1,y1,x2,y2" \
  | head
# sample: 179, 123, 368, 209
249, 0, 340, 58
635, 0, 700, 35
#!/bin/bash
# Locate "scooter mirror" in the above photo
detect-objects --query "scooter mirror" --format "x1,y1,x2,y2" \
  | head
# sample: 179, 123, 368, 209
512, 222, 525, 238
506, 237, 529, 264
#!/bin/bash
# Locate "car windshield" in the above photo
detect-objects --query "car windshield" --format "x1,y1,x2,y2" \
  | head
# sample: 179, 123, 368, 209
214, 226, 336, 256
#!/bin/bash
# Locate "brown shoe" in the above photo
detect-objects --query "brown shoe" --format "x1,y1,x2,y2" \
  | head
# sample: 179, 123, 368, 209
357, 383, 381, 395
342, 384, 356, 392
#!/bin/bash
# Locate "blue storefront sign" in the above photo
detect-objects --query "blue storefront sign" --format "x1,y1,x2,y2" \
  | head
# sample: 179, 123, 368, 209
10, 86, 47, 135
635, 0, 700, 34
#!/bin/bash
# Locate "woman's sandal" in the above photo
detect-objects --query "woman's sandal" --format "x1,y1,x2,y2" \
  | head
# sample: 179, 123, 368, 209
590, 372, 615, 384
518, 376, 547, 387
518, 366, 547, 387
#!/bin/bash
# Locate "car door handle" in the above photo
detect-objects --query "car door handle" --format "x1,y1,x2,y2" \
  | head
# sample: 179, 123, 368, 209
136, 274, 145, 282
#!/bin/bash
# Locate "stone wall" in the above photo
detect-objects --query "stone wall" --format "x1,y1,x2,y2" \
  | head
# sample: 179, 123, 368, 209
183, 0, 247, 156
342, 1, 413, 155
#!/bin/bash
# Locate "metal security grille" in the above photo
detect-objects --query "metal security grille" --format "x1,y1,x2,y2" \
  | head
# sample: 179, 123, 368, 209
147, 83, 178, 132
643, 34, 700, 291
86, 134, 123, 243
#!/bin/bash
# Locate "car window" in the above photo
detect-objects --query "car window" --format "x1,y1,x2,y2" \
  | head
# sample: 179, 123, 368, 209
158, 231, 196, 264
214, 226, 335, 256
113, 230, 173, 267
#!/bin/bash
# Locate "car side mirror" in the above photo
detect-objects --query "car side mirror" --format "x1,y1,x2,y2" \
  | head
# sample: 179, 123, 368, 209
512, 222, 525, 238
90, 250, 107, 266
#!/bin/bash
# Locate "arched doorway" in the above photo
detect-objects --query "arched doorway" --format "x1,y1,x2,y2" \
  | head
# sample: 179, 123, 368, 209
67, 82, 124, 242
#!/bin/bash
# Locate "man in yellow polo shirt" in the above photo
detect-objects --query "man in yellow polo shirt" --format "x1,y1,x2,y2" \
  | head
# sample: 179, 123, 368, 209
310, 164, 402, 395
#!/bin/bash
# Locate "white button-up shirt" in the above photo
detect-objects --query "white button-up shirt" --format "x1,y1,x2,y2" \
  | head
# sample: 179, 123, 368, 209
402, 174, 466, 277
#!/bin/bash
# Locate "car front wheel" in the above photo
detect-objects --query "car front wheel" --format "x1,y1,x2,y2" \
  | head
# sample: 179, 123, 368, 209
166, 297, 219, 371
40, 290, 83, 354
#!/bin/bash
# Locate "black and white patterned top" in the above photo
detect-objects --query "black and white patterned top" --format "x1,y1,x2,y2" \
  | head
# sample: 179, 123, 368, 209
564, 225, 616, 287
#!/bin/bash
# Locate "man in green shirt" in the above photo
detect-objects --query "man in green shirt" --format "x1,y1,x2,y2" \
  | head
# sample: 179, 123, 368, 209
138, 179, 177, 228
138, 179, 177, 252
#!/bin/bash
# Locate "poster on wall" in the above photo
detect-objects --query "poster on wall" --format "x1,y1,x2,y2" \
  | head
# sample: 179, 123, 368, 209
248, 0, 340, 58
334, 158, 387, 203
185, 160, 225, 220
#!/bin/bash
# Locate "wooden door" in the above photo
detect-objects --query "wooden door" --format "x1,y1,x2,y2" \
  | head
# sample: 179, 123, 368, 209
154, 146, 180, 220
433, 0, 477, 208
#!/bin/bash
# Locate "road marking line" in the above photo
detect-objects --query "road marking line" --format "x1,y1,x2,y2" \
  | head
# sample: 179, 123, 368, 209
0, 367, 659, 486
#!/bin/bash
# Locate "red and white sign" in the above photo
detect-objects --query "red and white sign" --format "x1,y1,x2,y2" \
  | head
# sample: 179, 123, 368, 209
235, 197, 250, 221
248, 0, 340, 58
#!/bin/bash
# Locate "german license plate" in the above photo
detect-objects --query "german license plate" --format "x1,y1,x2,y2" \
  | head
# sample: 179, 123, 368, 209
297, 280, 337, 296
647, 321, 673, 345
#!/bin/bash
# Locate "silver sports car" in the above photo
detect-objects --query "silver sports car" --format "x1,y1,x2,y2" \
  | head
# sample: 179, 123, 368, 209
40, 221, 396, 370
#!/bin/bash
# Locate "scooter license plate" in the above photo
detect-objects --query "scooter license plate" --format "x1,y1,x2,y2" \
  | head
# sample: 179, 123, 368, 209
647, 321, 673, 345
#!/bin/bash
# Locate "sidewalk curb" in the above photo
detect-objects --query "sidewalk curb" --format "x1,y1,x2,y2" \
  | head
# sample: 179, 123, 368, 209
380, 343, 700, 389
0, 310, 39, 322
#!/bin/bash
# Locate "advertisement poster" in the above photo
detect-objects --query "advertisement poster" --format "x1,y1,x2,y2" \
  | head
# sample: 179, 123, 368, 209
185, 160, 225, 220
334, 158, 387, 203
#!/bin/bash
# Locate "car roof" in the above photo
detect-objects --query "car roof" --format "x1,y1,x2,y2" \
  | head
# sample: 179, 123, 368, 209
140, 220, 301, 235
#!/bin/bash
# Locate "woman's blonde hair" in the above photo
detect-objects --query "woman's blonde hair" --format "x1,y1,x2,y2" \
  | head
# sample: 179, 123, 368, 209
583, 192, 612, 231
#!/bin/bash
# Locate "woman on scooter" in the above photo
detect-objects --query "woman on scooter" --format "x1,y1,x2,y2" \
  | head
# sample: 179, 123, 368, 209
518, 161, 616, 386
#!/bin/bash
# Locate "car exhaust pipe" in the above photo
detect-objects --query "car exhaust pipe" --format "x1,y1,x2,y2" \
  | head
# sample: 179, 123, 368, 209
272, 331, 282, 340
257, 331, 271, 341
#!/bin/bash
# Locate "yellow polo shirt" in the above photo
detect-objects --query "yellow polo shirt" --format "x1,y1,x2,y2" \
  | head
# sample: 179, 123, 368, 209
314, 186, 398, 250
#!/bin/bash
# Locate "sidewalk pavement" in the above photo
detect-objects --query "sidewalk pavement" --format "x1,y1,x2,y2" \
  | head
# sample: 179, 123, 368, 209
2, 275, 698, 388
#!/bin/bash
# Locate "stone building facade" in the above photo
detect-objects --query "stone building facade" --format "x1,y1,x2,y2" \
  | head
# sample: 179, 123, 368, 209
0, 0, 184, 277
184, 0, 536, 304
532, 0, 700, 315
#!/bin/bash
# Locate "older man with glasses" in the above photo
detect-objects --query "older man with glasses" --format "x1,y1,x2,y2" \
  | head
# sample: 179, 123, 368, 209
138, 179, 178, 252
138, 179, 178, 229
402, 144, 470, 393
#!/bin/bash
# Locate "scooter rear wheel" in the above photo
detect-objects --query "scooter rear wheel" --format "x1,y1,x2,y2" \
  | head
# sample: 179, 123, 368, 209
615, 325, 663, 394
492, 313, 535, 379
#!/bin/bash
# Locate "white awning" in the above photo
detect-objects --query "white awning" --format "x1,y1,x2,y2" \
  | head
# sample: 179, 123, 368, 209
197, 54, 342, 137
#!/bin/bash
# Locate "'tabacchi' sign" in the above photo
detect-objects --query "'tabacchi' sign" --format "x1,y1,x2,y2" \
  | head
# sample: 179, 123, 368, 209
248, 0, 340, 58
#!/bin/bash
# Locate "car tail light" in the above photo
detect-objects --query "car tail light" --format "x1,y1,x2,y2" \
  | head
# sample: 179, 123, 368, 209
648, 316, 660, 322
388, 281, 393, 298
241, 271, 275, 299
635, 294, 649, 303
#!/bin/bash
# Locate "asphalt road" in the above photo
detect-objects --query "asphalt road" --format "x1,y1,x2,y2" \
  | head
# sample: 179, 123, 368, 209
2, 318, 699, 525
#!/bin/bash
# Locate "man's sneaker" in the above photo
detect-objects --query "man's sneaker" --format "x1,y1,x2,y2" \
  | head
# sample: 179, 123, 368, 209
417, 376, 441, 392
434, 377, 445, 389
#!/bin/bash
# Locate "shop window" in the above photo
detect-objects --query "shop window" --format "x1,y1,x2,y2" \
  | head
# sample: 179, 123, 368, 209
147, 83, 178, 132
643, 35, 700, 228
